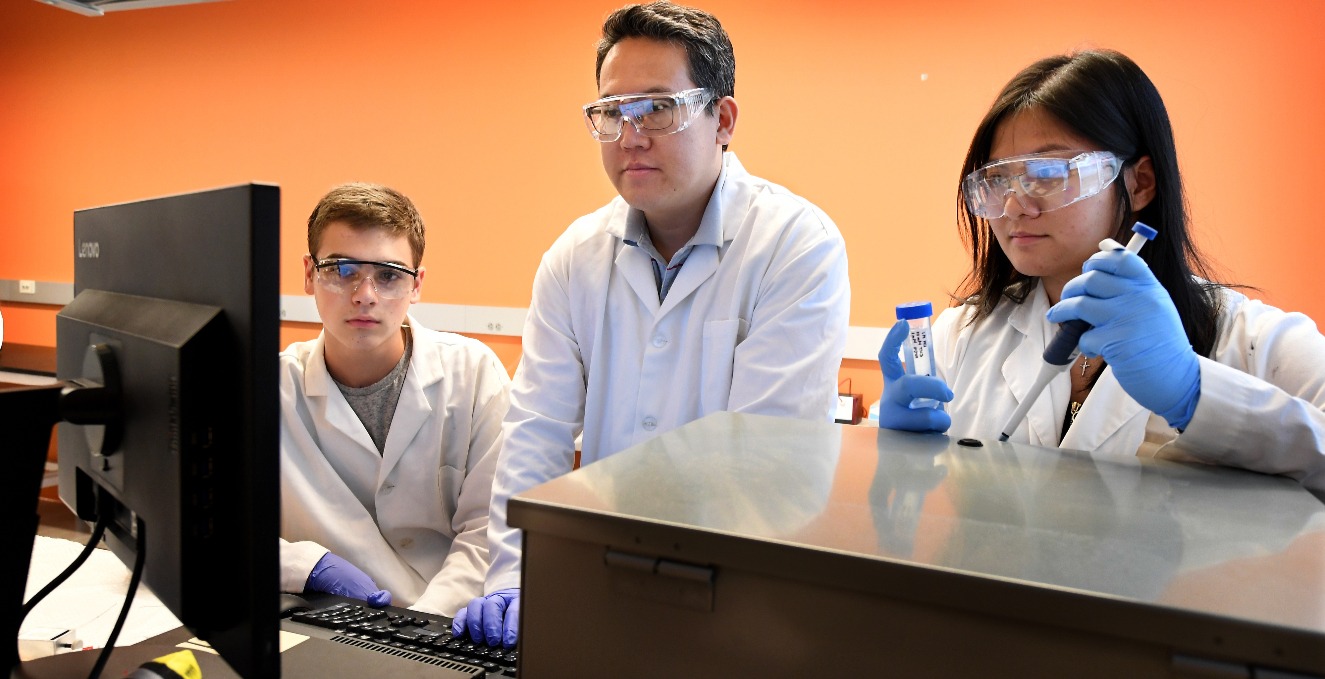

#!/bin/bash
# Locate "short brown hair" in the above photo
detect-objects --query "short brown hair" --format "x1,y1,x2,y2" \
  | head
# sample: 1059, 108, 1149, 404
307, 183, 425, 267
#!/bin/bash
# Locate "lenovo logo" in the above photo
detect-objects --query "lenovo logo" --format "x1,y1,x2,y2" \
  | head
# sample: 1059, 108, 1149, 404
78, 241, 100, 258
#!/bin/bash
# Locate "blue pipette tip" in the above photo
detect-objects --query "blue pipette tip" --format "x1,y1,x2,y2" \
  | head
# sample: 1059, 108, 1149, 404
1132, 222, 1157, 240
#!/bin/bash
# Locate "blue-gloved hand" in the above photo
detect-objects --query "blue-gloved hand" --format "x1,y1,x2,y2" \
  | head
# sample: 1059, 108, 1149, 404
1046, 248, 1201, 430
877, 319, 953, 433
452, 588, 520, 648
305, 552, 392, 608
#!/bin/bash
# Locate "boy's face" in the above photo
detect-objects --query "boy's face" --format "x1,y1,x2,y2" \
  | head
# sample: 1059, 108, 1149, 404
596, 37, 728, 225
303, 221, 422, 358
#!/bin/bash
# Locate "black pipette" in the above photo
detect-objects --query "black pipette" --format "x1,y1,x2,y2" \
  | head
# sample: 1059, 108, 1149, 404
996, 222, 1158, 442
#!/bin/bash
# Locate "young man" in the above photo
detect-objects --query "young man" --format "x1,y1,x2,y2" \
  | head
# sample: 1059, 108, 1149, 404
280, 183, 510, 615
455, 1, 850, 647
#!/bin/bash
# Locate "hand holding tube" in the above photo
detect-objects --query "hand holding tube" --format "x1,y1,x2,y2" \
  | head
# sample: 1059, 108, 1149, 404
1046, 248, 1200, 429
877, 320, 953, 433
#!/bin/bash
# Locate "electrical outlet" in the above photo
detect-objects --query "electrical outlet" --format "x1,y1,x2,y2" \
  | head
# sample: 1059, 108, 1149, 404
19, 280, 36, 295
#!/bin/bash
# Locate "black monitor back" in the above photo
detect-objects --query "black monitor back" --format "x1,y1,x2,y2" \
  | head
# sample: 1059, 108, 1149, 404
56, 183, 281, 678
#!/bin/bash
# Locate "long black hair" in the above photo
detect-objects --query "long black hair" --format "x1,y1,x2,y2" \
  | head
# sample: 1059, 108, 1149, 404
956, 50, 1224, 357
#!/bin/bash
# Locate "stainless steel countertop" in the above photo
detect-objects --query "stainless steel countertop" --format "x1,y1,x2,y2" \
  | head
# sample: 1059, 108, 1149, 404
514, 411, 1325, 638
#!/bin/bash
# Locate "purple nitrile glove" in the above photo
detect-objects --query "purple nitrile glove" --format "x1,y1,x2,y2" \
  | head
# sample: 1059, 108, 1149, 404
452, 588, 520, 648
306, 552, 392, 608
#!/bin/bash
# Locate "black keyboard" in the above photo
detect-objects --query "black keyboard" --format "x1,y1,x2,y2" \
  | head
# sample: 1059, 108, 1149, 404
289, 601, 519, 677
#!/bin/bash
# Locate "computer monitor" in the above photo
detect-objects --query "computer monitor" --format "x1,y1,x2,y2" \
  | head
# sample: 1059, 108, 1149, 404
3, 183, 281, 678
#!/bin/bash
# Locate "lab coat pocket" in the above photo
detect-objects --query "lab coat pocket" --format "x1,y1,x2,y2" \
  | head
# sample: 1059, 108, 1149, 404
700, 318, 747, 413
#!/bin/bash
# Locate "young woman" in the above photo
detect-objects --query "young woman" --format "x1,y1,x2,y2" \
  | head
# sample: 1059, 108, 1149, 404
878, 50, 1325, 499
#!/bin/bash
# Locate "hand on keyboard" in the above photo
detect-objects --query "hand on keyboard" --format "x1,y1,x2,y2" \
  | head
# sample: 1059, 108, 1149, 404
306, 552, 392, 607
290, 600, 519, 676
453, 588, 520, 648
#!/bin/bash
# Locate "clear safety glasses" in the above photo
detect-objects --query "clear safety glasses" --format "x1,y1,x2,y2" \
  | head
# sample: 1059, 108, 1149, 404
582, 87, 714, 142
962, 150, 1124, 220
312, 258, 419, 300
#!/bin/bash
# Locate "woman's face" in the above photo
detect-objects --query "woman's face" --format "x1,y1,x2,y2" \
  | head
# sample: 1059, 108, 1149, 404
985, 108, 1125, 303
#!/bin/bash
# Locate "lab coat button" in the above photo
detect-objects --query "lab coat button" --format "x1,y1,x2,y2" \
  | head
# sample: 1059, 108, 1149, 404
399, 538, 413, 549
651, 335, 668, 348
642, 417, 657, 431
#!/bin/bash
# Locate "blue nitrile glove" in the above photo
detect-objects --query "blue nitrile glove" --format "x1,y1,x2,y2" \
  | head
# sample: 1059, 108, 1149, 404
305, 552, 392, 608
877, 319, 953, 433
453, 588, 520, 648
1046, 248, 1201, 430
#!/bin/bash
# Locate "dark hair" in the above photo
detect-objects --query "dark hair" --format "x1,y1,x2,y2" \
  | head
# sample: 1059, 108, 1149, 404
307, 182, 425, 268
595, 1, 736, 111
956, 49, 1223, 357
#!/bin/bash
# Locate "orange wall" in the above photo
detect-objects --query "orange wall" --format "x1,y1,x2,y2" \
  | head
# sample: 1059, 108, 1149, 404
3, 0, 1324, 408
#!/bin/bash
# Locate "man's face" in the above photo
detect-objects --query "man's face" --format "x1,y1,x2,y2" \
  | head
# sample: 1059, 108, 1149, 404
596, 37, 729, 226
303, 221, 422, 359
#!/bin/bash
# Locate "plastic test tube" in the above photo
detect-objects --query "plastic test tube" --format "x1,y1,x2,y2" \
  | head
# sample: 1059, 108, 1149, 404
896, 301, 941, 409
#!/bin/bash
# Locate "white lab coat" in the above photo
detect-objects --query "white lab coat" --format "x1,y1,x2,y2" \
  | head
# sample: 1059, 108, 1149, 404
486, 153, 851, 592
934, 282, 1325, 497
279, 318, 510, 614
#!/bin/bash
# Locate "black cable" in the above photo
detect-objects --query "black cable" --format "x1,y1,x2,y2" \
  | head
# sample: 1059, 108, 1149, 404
86, 518, 146, 679
19, 512, 110, 621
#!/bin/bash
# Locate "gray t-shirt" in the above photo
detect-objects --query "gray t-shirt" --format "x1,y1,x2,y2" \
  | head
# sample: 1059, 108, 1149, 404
335, 329, 413, 454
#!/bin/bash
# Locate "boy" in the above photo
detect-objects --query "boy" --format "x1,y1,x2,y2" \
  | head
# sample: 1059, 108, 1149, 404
280, 183, 509, 614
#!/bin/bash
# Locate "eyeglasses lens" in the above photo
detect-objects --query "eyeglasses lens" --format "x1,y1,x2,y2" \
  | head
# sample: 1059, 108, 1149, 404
966, 157, 1082, 219
586, 97, 680, 140
316, 262, 413, 300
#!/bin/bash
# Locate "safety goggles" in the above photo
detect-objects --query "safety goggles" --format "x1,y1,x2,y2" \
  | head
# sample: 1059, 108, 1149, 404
312, 258, 419, 300
962, 150, 1124, 219
582, 87, 714, 142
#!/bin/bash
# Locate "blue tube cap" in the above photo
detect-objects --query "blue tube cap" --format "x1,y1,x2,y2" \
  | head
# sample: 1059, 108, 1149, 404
896, 301, 933, 320
1132, 222, 1158, 240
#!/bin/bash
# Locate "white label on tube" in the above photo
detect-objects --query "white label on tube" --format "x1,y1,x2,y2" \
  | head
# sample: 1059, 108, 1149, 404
908, 327, 933, 377
905, 323, 940, 410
